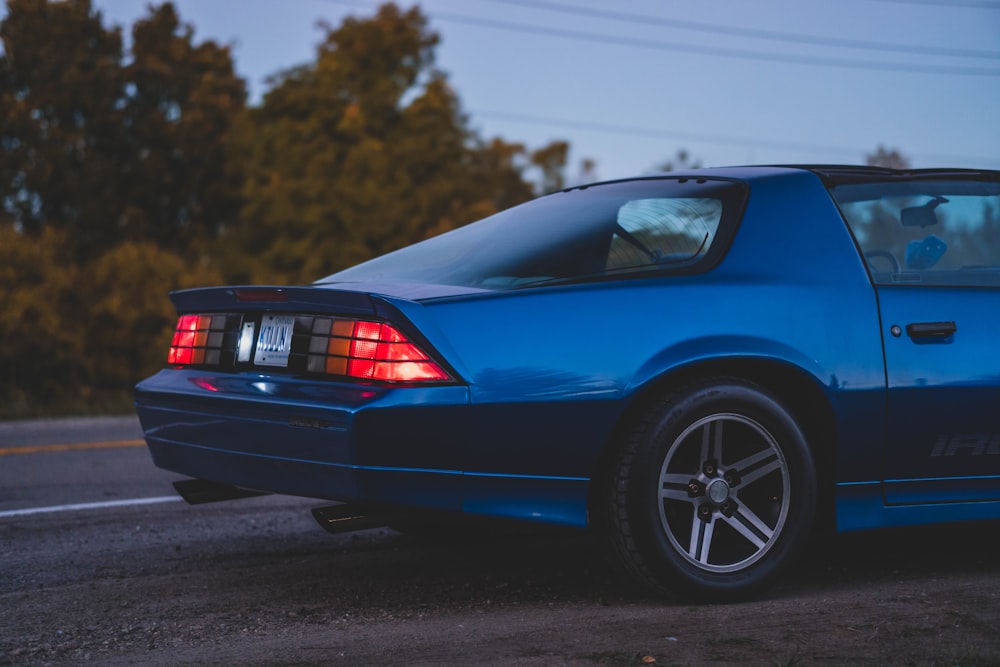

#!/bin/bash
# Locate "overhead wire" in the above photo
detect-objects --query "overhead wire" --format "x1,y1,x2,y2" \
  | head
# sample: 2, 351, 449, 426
865, 0, 1000, 8
311, 0, 1000, 167
470, 110, 1000, 168
477, 0, 1000, 61
316, 0, 1000, 76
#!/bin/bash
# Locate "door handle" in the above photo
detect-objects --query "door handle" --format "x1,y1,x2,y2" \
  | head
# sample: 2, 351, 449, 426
905, 321, 957, 339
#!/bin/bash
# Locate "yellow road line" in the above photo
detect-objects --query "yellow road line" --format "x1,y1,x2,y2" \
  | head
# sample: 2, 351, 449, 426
0, 439, 146, 456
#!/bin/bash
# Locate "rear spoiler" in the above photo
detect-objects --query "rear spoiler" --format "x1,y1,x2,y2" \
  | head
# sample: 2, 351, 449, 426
169, 285, 377, 317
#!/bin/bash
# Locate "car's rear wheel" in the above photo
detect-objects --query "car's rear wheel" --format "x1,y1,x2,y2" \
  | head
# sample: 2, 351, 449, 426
600, 377, 816, 601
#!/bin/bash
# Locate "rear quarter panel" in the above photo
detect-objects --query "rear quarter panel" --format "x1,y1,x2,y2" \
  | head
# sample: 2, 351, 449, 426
386, 171, 887, 488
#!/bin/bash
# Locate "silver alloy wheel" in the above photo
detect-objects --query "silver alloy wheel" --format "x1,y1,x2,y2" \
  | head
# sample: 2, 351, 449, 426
657, 413, 791, 573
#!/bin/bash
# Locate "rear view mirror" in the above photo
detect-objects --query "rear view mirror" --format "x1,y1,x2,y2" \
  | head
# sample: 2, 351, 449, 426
901, 195, 948, 227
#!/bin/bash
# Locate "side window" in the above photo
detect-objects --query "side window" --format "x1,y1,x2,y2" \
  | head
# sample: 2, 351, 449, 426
834, 183, 1000, 287
607, 198, 722, 272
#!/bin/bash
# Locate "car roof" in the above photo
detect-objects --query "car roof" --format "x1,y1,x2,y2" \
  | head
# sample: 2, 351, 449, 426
635, 164, 1000, 186
781, 165, 1000, 185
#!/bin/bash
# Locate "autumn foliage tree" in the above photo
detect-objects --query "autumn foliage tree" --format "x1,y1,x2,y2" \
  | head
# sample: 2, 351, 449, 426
0, 0, 126, 256
0, 0, 237, 413
866, 145, 911, 170
0, 1, 573, 414
224, 4, 556, 284
120, 3, 247, 252
0, 0, 245, 258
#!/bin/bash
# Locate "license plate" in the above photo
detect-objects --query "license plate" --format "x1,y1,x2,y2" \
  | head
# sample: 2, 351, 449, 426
253, 315, 295, 367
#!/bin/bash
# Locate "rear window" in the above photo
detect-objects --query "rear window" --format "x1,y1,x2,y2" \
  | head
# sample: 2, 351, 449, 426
831, 179, 1000, 287
318, 177, 747, 290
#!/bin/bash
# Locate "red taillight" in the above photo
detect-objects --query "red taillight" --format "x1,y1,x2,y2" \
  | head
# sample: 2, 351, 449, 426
168, 312, 451, 384
168, 314, 229, 367
309, 319, 450, 383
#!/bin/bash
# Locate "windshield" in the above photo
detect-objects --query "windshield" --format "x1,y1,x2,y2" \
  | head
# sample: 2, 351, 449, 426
318, 177, 747, 290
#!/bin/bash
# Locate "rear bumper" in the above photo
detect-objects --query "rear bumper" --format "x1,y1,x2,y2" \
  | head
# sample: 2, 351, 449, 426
135, 369, 592, 526
135, 369, 469, 511
145, 432, 463, 509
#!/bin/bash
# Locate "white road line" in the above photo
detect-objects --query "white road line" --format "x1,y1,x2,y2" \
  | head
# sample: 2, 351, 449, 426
0, 496, 183, 518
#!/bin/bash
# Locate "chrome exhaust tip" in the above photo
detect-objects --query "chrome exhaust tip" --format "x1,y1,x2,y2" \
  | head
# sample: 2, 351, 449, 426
310, 504, 395, 534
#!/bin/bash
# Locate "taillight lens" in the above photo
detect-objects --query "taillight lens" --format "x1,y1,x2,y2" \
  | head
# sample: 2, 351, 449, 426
168, 313, 451, 384
169, 314, 220, 365
307, 319, 450, 383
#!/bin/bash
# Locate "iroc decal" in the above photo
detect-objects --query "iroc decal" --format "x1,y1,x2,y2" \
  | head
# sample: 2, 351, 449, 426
930, 434, 1000, 457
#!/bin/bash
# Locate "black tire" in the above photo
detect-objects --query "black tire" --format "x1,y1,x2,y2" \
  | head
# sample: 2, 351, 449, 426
599, 377, 816, 601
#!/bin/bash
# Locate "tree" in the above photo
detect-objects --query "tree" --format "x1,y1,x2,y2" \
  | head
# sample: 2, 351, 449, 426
0, 0, 127, 256
0, 225, 223, 414
866, 145, 910, 170
83, 241, 223, 391
226, 3, 556, 285
120, 3, 246, 252
0, 0, 245, 258
0, 227, 83, 414
0, 1, 244, 413
657, 149, 702, 173
531, 140, 569, 194
0, 1, 578, 412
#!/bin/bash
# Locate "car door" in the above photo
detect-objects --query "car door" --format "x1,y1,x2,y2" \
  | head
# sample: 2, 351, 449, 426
833, 177, 1000, 505
878, 284, 1000, 504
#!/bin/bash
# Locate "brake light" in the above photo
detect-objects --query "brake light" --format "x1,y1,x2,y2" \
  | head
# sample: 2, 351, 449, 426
308, 319, 450, 383
168, 313, 237, 366
168, 313, 450, 383
234, 288, 287, 302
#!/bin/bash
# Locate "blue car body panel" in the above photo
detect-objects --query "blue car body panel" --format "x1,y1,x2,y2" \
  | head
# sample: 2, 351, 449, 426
134, 166, 1000, 533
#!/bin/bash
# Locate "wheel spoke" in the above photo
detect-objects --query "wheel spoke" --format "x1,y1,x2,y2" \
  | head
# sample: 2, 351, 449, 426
700, 419, 723, 464
661, 473, 693, 486
728, 448, 780, 486
649, 398, 802, 580
661, 488, 693, 502
688, 508, 715, 564
660, 473, 695, 502
722, 504, 773, 550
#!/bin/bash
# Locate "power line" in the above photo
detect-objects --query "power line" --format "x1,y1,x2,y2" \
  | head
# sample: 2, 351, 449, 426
315, 0, 1000, 77
471, 110, 1000, 168
866, 0, 1000, 8
478, 0, 1000, 61
429, 11, 1000, 77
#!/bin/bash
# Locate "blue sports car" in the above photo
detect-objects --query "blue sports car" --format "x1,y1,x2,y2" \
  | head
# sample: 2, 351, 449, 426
135, 165, 1000, 600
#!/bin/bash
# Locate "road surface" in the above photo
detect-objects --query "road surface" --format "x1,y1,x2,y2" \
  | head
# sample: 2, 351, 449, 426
2, 416, 1000, 665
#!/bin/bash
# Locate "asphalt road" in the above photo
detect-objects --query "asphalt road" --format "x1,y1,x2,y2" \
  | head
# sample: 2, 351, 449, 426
3, 417, 1000, 666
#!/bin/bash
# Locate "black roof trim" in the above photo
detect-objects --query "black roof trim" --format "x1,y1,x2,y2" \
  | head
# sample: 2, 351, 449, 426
776, 164, 1000, 186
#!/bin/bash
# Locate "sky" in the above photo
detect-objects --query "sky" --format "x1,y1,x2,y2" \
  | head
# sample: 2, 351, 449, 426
28, 1, 1000, 180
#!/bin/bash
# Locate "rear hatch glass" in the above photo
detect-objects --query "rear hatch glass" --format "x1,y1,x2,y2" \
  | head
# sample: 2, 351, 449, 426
317, 177, 748, 290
